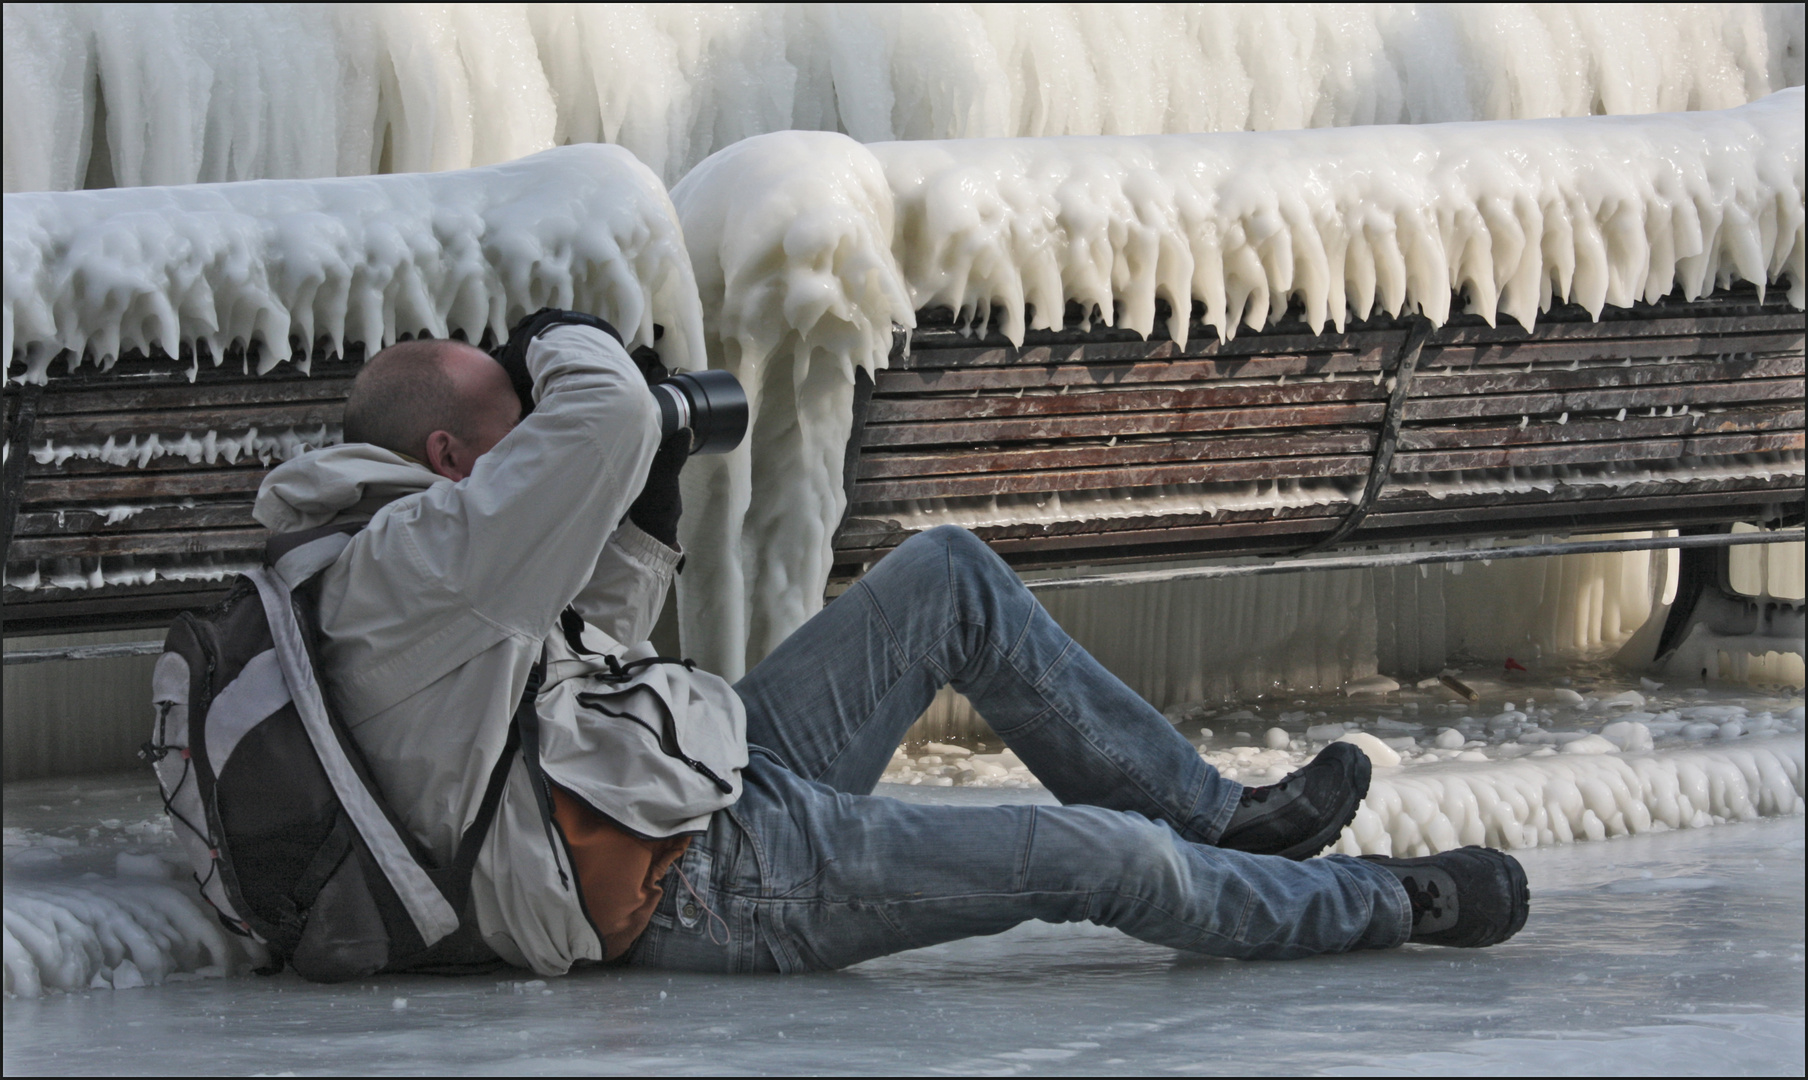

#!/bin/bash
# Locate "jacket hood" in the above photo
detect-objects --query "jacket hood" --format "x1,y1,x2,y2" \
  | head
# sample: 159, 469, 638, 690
254, 443, 440, 533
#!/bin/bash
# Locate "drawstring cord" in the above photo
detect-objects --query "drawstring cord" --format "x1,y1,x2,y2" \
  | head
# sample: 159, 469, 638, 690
673, 863, 730, 946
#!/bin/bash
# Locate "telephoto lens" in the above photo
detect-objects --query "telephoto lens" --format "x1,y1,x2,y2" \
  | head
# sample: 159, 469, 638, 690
652, 369, 749, 455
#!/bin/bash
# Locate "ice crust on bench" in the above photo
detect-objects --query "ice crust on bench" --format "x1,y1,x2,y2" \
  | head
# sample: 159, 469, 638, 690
668, 93, 1806, 676
3, 144, 704, 382
874, 89, 1805, 344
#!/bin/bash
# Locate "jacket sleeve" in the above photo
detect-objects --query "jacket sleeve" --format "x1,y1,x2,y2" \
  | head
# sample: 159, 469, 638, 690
572, 519, 680, 646
372, 324, 660, 643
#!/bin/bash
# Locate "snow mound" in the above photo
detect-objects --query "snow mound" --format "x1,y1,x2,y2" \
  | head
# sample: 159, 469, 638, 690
1335, 735, 1805, 856
3, 144, 704, 382
3, 866, 259, 999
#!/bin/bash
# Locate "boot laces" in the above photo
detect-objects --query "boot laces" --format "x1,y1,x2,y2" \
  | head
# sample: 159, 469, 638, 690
1240, 765, 1304, 806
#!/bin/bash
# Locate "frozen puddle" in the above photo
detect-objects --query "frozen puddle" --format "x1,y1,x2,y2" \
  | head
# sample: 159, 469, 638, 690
5, 771, 1802, 1076
888, 673, 1805, 858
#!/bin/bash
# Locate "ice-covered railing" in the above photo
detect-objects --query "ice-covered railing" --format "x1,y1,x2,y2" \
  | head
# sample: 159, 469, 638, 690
3, 144, 705, 382
4, 4, 1801, 193
669, 93, 1808, 677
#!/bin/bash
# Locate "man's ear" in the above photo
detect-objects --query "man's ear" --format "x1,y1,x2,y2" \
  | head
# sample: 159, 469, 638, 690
423, 429, 467, 481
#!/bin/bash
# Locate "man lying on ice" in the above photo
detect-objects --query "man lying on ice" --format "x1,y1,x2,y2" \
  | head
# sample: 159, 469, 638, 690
253, 311, 1530, 976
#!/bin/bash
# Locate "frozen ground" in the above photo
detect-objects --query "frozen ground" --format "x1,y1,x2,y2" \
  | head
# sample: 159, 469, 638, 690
5, 760, 1803, 1075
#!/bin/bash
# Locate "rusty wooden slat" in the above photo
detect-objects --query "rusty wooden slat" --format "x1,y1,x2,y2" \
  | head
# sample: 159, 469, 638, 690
1408, 355, 1801, 397
36, 377, 353, 416
25, 453, 276, 478
852, 454, 1369, 502
860, 401, 1387, 447
1422, 331, 1803, 368
8, 527, 268, 560
856, 430, 1376, 480
867, 359, 1800, 427
1397, 431, 1806, 472
0, 579, 241, 636
1359, 487, 1804, 535
834, 485, 1800, 568
867, 379, 1385, 424
36, 401, 345, 441
877, 351, 1383, 393
1393, 431, 1803, 473
894, 312, 1803, 369
21, 470, 268, 504
1403, 378, 1803, 422
839, 476, 1800, 557
1395, 407, 1803, 451
13, 502, 259, 536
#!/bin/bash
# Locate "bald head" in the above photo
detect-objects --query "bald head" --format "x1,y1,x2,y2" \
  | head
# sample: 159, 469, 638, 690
344, 339, 521, 481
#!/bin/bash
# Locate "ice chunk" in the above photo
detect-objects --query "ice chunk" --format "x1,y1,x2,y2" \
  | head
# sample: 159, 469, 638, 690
1599, 721, 1656, 753
1263, 728, 1291, 750
1306, 723, 1348, 742
1563, 734, 1620, 755
1337, 732, 1402, 768
1344, 675, 1400, 696
1434, 728, 1467, 750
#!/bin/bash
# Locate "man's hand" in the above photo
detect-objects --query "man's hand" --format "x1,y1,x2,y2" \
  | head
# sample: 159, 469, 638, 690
629, 431, 687, 549
493, 309, 626, 416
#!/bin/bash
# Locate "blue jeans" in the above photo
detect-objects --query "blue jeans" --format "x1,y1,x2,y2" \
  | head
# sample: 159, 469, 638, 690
626, 526, 1410, 972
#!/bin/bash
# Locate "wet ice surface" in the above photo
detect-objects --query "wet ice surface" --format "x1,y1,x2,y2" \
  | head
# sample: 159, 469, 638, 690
5, 767, 1804, 1075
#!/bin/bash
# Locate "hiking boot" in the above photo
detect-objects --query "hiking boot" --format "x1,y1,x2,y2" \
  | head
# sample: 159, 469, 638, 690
1216, 742, 1370, 860
1362, 846, 1530, 948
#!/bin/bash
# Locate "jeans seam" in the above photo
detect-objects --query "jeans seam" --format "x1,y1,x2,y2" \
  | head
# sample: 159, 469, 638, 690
854, 576, 916, 671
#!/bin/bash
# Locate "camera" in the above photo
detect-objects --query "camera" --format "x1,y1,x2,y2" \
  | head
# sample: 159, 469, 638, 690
652, 369, 748, 455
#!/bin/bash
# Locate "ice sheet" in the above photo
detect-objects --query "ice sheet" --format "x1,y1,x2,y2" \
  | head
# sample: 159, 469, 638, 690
5, 4, 1802, 192
3, 144, 704, 382
670, 92, 1805, 676
4, 771, 1801, 1076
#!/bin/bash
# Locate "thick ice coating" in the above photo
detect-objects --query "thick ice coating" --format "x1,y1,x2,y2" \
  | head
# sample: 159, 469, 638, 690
3, 875, 255, 999
3, 144, 704, 381
672, 132, 915, 674
1335, 736, 1804, 856
5, 4, 1802, 192
671, 93, 1807, 676
875, 88, 1807, 344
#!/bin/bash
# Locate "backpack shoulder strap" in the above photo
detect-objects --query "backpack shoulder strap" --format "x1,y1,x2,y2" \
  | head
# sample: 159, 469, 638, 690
266, 518, 368, 589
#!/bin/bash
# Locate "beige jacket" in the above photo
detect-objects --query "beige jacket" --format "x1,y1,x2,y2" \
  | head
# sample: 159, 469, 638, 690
253, 325, 746, 975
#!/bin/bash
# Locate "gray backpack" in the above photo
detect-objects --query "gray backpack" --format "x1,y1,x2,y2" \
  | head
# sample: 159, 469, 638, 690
143, 523, 527, 982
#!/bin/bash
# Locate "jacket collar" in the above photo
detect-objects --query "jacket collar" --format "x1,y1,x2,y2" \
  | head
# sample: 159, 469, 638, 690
254, 443, 441, 533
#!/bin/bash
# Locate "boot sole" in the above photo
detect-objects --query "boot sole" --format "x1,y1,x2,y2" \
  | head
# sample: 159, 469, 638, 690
1273, 743, 1371, 860
1497, 848, 1531, 944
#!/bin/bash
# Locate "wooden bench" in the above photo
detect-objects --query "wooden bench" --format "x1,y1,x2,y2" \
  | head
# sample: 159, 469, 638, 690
3, 288, 1802, 638
833, 286, 1805, 579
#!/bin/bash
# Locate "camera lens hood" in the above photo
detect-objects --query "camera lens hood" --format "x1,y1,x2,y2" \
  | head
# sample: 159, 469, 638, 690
662, 369, 748, 455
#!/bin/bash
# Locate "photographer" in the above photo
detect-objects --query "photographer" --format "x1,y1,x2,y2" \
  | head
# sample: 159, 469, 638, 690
253, 312, 1527, 978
